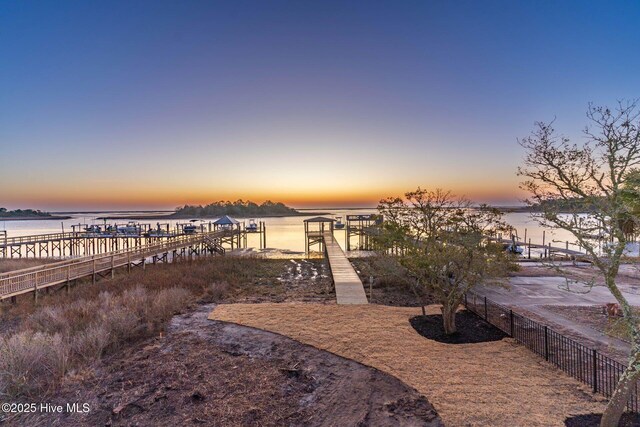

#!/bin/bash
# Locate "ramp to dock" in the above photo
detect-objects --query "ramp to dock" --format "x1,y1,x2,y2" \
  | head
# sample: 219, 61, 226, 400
322, 231, 368, 304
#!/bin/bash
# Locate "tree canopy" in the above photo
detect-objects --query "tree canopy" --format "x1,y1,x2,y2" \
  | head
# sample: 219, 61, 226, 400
173, 200, 299, 218
518, 100, 640, 427
375, 188, 516, 334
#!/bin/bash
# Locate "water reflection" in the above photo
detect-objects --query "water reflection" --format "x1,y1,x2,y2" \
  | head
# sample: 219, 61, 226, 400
0, 209, 579, 253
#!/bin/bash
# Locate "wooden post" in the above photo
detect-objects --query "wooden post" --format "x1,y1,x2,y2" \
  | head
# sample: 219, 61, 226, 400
528, 238, 531, 259
33, 271, 38, 302
369, 276, 373, 302
111, 255, 115, 278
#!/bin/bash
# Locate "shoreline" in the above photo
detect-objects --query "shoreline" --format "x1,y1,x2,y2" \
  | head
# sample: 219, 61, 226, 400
96, 212, 330, 220
0, 215, 72, 221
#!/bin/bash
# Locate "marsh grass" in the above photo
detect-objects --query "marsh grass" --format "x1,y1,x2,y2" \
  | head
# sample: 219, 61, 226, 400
0, 259, 56, 273
0, 256, 277, 399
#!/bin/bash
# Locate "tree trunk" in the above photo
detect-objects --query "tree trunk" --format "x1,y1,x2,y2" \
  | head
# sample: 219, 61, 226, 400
442, 304, 457, 335
600, 350, 640, 427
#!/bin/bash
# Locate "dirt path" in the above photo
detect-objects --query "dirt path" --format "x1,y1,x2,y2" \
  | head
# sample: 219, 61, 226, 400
12, 304, 442, 427
210, 303, 607, 427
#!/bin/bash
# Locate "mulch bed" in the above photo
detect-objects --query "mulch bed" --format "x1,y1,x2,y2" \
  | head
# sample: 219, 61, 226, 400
565, 413, 640, 426
410, 310, 508, 344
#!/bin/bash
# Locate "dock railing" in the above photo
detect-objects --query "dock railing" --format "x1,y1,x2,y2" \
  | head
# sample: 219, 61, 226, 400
465, 291, 639, 412
0, 230, 232, 300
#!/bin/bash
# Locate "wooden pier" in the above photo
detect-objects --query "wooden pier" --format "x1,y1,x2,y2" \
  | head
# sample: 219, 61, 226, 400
0, 220, 267, 259
323, 231, 368, 304
0, 231, 183, 259
304, 217, 368, 304
488, 236, 586, 259
0, 230, 232, 301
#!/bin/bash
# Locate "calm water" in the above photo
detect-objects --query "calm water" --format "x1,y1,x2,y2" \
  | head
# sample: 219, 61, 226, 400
0, 209, 577, 253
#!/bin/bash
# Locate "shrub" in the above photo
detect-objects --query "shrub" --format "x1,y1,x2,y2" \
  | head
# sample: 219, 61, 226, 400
0, 331, 68, 398
149, 287, 191, 324
205, 281, 230, 302
71, 324, 110, 363
26, 306, 69, 335
102, 306, 141, 348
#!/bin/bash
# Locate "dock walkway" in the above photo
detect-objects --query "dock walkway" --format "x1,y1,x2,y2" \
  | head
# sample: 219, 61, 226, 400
322, 231, 368, 304
0, 230, 230, 300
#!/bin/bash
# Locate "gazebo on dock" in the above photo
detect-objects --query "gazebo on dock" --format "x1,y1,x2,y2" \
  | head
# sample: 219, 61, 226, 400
303, 216, 335, 254
212, 215, 243, 250
213, 215, 241, 231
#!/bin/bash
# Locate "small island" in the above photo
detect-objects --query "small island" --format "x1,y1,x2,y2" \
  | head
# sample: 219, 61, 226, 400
99, 200, 326, 220
0, 208, 71, 221
173, 200, 301, 218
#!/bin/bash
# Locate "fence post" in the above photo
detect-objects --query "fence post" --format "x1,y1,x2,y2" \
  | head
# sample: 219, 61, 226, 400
592, 349, 598, 393
544, 326, 549, 361
510, 309, 514, 337
464, 293, 468, 308
484, 296, 488, 320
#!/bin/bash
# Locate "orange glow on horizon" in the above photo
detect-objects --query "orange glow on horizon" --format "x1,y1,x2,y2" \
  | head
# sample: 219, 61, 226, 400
2, 183, 527, 211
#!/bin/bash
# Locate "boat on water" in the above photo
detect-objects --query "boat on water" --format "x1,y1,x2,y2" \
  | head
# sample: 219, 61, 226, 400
183, 224, 197, 234
503, 242, 524, 255
334, 216, 345, 229
115, 222, 142, 236
84, 225, 102, 234
246, 219, 258, 232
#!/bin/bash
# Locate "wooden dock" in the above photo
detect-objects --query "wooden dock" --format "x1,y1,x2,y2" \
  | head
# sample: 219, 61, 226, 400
488, 236, 586, 258
322, 231, 368, 305
0, 230, 231, 301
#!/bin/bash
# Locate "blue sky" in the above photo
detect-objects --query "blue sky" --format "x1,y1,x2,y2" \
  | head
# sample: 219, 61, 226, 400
1, 1, 639, 209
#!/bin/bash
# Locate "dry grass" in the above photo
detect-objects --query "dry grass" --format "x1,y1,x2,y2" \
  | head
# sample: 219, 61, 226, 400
0, 256, 279, 324
210, 303, 606, 427
0, 331, 68, 398
0, 259, 54, 273
0, 286, 193, 399
544, 304, 637, 343
0, 257, 302, 400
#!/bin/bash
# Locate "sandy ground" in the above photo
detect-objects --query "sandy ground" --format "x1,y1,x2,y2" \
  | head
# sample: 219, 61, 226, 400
210, 303, 606, 427
11, 304, 442, 426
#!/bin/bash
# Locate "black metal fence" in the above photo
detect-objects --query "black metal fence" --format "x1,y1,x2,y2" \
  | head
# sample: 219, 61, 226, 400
464, 291, 638, 412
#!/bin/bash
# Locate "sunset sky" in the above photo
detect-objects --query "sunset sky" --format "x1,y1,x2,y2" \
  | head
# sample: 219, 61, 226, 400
2, 1, 640, 210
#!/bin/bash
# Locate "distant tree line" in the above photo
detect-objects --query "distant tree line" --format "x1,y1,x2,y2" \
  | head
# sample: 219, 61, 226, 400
173, 200, 299, 217
0, 208, 52, 218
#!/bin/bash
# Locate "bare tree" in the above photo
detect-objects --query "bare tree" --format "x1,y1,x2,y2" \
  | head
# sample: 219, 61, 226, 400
518, 100, 640, 427
376, 188, 514, 334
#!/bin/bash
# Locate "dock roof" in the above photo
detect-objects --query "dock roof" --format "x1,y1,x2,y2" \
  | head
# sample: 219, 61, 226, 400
303, 216, 335, 223
213, 215, 240, 225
